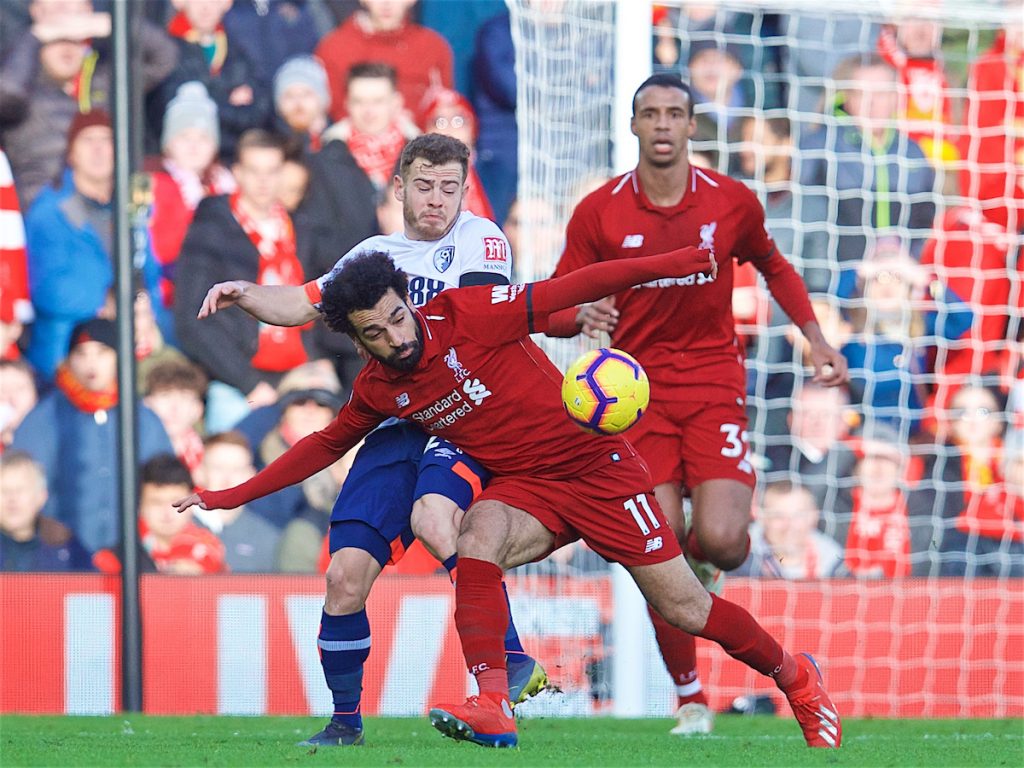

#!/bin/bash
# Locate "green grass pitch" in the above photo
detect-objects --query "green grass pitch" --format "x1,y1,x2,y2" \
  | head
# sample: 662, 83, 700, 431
1, 715, 1021, 767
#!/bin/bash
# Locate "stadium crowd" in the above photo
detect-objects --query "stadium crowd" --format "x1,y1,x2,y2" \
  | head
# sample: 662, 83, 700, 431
0, 0, 1020, 581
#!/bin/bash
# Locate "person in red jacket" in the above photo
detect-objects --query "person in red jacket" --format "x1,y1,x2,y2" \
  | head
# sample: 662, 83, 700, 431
0, 149, 32, 360
148, 81, 236, 310
315, 0, 454, 126
961, 24, 1024, 232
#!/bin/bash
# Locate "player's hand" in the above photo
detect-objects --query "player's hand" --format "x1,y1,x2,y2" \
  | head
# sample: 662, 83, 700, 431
172, 493, 208, 515
809, 339, 849, 386
198, 281, 247, 319
663, 246, 717, 280
577, 297, 618, 338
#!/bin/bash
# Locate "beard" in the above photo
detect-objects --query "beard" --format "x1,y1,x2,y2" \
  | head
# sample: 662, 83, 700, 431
374, 324, 425, 372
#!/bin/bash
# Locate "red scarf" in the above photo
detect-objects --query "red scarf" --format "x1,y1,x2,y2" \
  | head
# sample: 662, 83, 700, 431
167, 12, 228, 76
230, 193, 308, 372
956, 447, 1024, 541
347, 124, 407, 189
845, 488, 911, 578
55, 362, 118, 413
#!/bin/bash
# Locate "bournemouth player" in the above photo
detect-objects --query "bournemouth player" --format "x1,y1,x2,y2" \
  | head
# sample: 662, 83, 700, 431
175, 248, 843, 750
547, 73, 849, 735
196, 135, 545, 746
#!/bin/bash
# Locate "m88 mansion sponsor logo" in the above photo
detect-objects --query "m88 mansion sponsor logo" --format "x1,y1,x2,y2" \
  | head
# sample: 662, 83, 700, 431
410, 347, 492, 431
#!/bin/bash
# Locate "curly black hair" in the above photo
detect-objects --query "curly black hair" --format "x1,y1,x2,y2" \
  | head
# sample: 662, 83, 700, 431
321, 251, 409, 335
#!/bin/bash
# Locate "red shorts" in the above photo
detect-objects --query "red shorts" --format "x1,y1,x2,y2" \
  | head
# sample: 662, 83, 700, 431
628, 398, 756, 490
476, 448, 682, 567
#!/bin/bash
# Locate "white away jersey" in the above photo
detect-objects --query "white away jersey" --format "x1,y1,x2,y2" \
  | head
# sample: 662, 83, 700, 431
310, 211, 513, 308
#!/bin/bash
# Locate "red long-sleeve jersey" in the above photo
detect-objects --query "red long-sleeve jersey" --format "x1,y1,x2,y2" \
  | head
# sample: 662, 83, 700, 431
552, 166, 816, 404
200, 247, 712, 510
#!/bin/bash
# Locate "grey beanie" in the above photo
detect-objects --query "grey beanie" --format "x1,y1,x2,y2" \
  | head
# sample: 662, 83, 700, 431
161, 81, 219, 148
274, 55, 330, 109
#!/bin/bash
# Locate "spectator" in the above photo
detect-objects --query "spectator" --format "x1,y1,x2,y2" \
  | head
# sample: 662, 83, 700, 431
920, 202, 1016, 405
658, 3, 780, 109
737, 116, 832, 292
193, 431, 283, 572
277, 439, 360, 573
939, 384, 1024, 577
0, 359, 38, 453
321, 62, 419, 195
315, 0, 454, 125
470, 8, 516, 225
11, 319, 172, 552
0, 149, 33, 360
23, 110, 164, 379
280, 151, 312, 213
157, 0, 271, 160
841, 240, 973, 436
0, 450, 94, 572
0, 0, 178, 209
139, 453, 227, 574
420, 88, 493, 219
735, 481, 846, 579
652, 4, 680, 72
761, 383, 857, 521
224, 0, 323, 88
836, 423, 938, 578
960, 20, 1024, 232
148, 81, 236, 311
799, 54, 937, 287
273, 55, 332, 151
781, 12, 880, 122
876, 14, 958, 172
143, 358, 209, 475
418, 0, 503, 92
687, 41, 750, 151
175, 129, 316, 432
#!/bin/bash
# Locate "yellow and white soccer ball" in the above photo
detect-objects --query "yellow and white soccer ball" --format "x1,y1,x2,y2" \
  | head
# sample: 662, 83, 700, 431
561, 348, 650, 435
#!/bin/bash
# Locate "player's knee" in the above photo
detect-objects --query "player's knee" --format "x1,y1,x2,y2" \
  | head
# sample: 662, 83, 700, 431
657, 598, 708, 635
700, 530, 750, 570
324, 562, 371, 612
411, 496, 459, 557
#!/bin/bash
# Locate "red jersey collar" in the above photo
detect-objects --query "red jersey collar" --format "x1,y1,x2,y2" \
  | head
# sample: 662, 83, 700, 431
632, 166, 703, 214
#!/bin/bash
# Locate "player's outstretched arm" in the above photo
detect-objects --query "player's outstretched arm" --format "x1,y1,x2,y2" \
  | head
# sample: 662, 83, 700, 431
532, 246, 715, 321
172, 426, 363, 515
198, 281, 320, 326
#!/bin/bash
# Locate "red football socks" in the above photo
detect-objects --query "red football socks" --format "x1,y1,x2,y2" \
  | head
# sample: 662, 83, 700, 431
697, 593, 789, 680
454, 557, 509, 697
648, 605, 707, 706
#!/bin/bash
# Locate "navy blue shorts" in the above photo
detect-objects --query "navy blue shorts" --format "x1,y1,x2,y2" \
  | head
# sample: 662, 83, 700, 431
328, 422, 490, 567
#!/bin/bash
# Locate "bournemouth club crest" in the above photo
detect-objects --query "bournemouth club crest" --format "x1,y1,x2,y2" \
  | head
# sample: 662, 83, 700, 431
433, 245, 455, 273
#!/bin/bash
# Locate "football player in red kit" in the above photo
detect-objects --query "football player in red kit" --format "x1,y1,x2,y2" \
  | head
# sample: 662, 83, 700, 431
174, 247, 842, 751
547, 73, 848, 735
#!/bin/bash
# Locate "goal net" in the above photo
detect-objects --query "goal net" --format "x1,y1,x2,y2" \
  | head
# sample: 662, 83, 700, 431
505, 0, 1023, 719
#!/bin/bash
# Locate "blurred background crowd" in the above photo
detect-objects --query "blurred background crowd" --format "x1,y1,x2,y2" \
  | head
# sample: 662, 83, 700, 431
0, 0, 1020, 580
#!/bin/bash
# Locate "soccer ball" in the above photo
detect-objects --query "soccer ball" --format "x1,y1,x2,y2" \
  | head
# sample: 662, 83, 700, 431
561, 348, 650, 435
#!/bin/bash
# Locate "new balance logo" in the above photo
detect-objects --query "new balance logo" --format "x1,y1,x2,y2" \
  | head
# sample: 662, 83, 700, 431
501, 700, 514, 718
462, 378, 492, 405
621, 234, 644, 248
395, 393, 410, 407
644, 536, 663, 553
